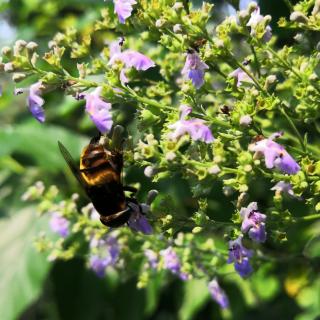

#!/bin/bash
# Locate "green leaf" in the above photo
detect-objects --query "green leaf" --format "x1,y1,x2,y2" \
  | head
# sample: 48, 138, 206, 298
179, 279, 210, 320
0, 121, 87, 173
0, 207, 51, 320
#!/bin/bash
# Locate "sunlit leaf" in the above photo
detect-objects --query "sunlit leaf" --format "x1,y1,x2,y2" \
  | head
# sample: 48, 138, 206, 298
0, 207, 50, 320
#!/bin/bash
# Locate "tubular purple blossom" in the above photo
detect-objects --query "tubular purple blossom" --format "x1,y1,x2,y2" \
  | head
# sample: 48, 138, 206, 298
89, 234, 120, 277
160, 246, 181, 274
168, 105, 214, 143
127, 201, 153, 234
144, 249, 158, 269
83, 86, 113, 134
228, 236, 253, 277
271, 181, 300, 199
108, 40, 155, 85
208, 279, 229, 309
229, 68, 254, 87
113, 0, 137, 24
28, 82, 45, 123
181, 51, 209, 89
246, 6, 272, 42
250, 133, 300, 175
240, 202, 267, 243
49, 212, 69, 238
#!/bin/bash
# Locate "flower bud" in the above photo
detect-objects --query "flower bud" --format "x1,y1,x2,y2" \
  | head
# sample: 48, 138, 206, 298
4, 62, 14, 72
26, 41, 38, 51
1, 46, 12, 57
13, 40, 27, 56
155, 19, 165, 28
173, 24, 182, 33
290, 11, 308, 23
173, 2, 183, 10
223, 186, 234, 197
239, 115, 252, 127
144, 166, 156, 178
12, 72, 26, 82
165, 151, 176, 161
208, 165, 221, 175
146, 189, 158, 205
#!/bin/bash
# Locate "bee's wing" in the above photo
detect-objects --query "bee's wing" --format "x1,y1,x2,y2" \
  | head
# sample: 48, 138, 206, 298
58, 141, 88, 188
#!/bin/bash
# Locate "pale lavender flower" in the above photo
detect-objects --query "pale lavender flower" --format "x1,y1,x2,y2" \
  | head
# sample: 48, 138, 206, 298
181, 51, 209, 89
229, 68, 254, 87
240, 202, 267, 243
108, 41, 155, 85
271, 181, 300, 198
127, 201, 153, 234
160, 246, 181, 274
144, 249, 158, 269
89, 256, 109, 278
89, 234, 120, 277
49, 212, 69, 238
250, 132, 300, 175
208, 279, 229, 309
168, 105, 214, 143
113, 0, 137, 24
28, 82, 45, 122
83, 86, 113, 134
246, 6, 272, 42
228, 236, 253, 277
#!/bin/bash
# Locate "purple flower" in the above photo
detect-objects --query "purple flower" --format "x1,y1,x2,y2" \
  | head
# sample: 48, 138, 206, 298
250, 132, 300, 175
168, 105, 214, 143
28, 82, 45, 123
89, 234, 120, 277
144, 249, 158, 269
160, 246, 190, 280
89, 256, 109, 278
108, 41, 155, 85
49, 212, 69, 238
160, 246, 181, 274
113, 0, 137, 24
271, 181, 300, 199
181, 51, 209, 89
247, 6, 272, 42
228, 236, 253, 277
240, 202, 267, 243
127, 201, 153, 234
83, 86, 113, 134
208, 279, 229, 309
229, 68, 254, 87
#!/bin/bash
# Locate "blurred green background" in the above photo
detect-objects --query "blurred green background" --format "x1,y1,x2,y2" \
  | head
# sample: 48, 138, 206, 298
1, 0, 320, 319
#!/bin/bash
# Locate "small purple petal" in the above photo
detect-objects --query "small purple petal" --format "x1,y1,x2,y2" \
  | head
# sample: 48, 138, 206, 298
28, 82, 45, 123
228, 236, 253, 278
160, 246, 181, 274
89, 255, 108, 278
113, 0, 137, 24
128, 212, 153, 235
84, 87, 113, 134
240, 202, 266, 243
251, 134, 300, 175
144, 249, 158, 269
229, 68, 253, 87
49, 212, 69, 238
181, 52, 208, 89
208, 279, 229, 309
271, 181, 298, 198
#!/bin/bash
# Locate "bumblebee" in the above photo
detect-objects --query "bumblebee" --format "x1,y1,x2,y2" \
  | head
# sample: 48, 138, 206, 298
58, 126, 140, 228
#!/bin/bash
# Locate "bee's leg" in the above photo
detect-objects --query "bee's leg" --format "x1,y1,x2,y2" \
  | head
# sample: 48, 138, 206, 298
123, 185, 138, 196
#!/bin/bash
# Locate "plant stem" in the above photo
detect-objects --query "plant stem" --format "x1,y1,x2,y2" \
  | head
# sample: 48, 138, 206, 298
295, 214, 320, 222
280, 106, 306, 152
282, 0, 294, 12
